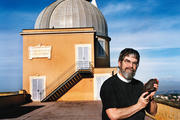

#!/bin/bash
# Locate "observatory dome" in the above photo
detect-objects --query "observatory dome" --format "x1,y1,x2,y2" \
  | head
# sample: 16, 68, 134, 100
35, 0, 108, 37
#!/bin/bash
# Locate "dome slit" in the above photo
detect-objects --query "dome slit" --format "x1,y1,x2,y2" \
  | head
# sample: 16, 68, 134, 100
78, 0, 87, 27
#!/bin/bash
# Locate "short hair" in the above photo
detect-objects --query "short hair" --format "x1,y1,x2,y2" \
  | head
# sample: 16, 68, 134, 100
118, 48, 140, 63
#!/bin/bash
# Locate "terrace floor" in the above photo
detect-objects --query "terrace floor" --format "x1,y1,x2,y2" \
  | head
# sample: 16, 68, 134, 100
0, 101, 154, 120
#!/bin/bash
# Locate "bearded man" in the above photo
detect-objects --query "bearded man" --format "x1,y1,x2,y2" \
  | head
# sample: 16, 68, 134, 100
100, 48, 158, 120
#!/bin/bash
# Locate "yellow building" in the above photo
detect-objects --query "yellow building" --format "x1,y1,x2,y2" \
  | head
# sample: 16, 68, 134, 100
20, 0, 117, 102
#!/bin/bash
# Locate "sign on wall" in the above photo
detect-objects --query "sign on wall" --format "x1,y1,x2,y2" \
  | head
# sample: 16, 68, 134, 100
29, 45, 52, 59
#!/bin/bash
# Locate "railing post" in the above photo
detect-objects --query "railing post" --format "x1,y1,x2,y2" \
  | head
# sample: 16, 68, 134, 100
76, 61, 93, 71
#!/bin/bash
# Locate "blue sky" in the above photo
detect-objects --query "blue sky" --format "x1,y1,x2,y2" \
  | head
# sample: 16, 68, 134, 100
0, 0, 180, 92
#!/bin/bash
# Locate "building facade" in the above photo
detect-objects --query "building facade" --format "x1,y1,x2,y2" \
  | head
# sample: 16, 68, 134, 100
21, 0, 117, 101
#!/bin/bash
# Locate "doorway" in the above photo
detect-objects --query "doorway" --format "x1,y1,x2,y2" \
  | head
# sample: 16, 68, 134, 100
30, 76, 46, 101
94, 74, 111, 100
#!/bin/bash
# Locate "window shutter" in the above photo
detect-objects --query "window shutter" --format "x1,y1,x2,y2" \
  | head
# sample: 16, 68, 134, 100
32, 79, 38, 100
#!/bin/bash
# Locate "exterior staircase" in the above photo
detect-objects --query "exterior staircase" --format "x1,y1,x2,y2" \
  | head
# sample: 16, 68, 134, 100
41, 65, 93, 102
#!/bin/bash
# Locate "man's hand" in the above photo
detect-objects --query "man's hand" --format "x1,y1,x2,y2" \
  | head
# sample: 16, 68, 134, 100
137, 92, 150, 109
148, 81, 159, 100
146, 80, 159, 115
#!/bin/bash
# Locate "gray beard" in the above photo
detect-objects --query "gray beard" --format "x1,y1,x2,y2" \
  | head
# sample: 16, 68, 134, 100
120, 68, 136, 80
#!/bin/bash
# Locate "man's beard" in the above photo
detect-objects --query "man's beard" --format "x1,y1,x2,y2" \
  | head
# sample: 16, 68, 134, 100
119, 67, 136, 80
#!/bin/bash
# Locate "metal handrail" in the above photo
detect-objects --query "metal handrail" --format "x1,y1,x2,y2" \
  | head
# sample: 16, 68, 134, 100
44, 61, 93, 100
76, 61, 94, 71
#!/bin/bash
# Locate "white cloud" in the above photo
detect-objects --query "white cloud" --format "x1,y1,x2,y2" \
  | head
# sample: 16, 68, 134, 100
136, 56, 180, 82
109, 30, 180, 51
109, 56, 180, 82
111, 47, 175, 53
106, 15, 180, 51
108, 16, 180, 32
101, 0, 159, 16
102, 3, 132, 15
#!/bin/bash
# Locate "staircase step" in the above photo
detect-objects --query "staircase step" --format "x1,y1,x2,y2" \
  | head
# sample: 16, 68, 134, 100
55, 91, 61, 96
57, 90, 62, 95
68, 81, 73, 86
42, 70, 93, 102
50, 96, 56, 101
73, 76, 78, 81
53, 93, 58, 99
71, 79, 76, 83
76, 74, 81, 79
66, 81, 71, 87
62, 86, 67, 92
59, 88, 65, 93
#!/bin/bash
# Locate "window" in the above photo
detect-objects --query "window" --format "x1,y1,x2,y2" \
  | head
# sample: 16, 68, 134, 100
75, 44, 91, 70
97, 39, 105, 57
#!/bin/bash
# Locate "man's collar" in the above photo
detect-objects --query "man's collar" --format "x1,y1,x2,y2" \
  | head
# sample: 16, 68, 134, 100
117, 72, 132, 83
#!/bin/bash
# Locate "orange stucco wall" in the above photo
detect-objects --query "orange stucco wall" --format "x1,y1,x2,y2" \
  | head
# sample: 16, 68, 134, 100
58, 67, 117, 101
22, 28, 95, 99
58, 78, 93, 101
94, 67, 117, 74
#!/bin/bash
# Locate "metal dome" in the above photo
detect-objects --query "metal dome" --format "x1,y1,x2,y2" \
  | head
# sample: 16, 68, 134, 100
34, 0, 108, 37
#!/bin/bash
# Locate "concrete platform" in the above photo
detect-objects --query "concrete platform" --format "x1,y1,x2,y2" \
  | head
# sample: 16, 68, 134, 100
0, 101, 154, 120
